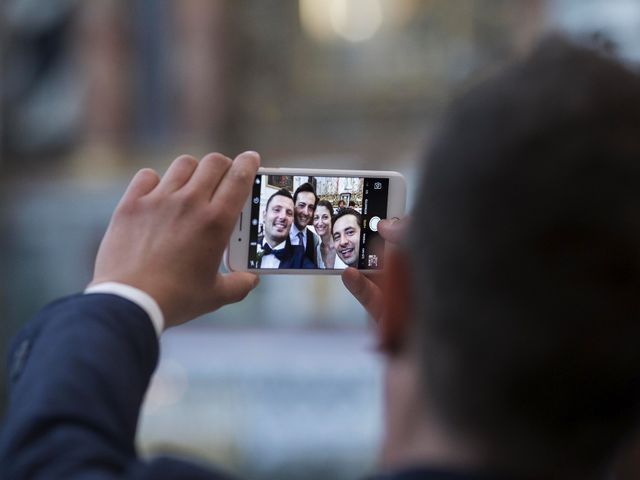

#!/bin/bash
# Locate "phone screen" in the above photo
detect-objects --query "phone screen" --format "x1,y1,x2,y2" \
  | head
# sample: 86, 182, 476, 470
248, 174, 389, 270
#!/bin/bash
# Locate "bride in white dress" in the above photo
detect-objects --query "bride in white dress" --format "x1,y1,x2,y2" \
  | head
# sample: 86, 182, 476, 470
313, 200, 347, 269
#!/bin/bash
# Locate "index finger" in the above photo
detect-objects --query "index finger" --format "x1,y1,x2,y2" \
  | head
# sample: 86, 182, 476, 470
209, 151, 260, 228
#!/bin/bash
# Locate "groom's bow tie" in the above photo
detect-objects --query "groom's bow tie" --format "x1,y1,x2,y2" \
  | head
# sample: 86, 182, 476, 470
262, 243, 287, 260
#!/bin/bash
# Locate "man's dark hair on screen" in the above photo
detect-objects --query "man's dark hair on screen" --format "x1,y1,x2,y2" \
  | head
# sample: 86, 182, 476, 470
293, 182, 317, 206
265, 188, 293, 211
410, 36, 640, 474
331, 207, 362, 234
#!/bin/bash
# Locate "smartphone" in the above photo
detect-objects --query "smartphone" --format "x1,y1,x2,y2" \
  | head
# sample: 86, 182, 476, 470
225, 167, 406, 274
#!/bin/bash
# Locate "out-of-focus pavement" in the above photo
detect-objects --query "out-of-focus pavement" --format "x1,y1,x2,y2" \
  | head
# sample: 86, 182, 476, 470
140, 328, 382, 480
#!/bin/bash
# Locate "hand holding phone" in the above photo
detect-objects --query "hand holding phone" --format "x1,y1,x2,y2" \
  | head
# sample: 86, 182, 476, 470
225, 168, 406, 274
90, 152, 261, 328
341, 216, 410, 322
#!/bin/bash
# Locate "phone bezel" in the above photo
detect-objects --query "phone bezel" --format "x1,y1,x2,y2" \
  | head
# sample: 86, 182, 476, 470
224, 167, 406, 274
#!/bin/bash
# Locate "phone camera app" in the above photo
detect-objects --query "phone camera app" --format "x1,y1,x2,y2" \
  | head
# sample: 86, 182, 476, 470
248, 175, 389, 271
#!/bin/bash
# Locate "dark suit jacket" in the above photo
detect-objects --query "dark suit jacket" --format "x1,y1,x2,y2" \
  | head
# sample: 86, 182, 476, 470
258, 236, 316, 269
0, 294, 236, 480
304, 228, 319, 267
365, 468, 510, 480
0, 294, 510, 480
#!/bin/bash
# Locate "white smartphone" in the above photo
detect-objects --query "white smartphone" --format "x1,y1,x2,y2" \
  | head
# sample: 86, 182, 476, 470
224, 167, 406, 274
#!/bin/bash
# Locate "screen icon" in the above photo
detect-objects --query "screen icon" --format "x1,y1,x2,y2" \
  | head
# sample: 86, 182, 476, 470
253, 197, 260, 204
369, 216, 381, 232
374, 182, 382, 190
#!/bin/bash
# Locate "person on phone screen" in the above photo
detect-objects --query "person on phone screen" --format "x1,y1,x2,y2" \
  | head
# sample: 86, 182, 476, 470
290, 182, 320, 267
312, 199, 347, 269
257, 189, 314, 269
332, 208, 361, 268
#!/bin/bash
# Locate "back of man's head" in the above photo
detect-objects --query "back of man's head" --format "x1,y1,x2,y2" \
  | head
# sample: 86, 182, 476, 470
409, 36, 640, 475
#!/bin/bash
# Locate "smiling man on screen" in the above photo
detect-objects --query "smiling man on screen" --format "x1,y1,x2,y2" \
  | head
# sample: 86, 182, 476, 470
258, 188, 314, 269
290, 182, 321, 267
332, 207, 362, 268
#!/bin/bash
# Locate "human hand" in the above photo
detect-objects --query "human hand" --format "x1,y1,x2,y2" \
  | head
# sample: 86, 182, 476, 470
341, 217, 410, 322
89, 151, 260, 328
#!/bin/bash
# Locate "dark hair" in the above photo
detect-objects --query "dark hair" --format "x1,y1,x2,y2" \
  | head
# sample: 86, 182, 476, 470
410, 36, 640, 474
331, 207, 362, 234
265, 188, 293, 211
293, 182, 317, 206
315, 199, 333, 215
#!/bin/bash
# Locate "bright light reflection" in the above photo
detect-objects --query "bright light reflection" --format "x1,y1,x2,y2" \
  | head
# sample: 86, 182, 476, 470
144, 358, 189, 413
300, 0, 384, 43
299, 0, 336, 42
330, 0, 383, 42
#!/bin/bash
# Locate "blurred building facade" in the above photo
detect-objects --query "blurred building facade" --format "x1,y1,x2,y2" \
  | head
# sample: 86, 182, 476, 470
2, 0, 548, 169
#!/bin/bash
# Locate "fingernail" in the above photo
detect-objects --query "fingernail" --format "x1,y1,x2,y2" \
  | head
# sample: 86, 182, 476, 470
241, 150, 260, 160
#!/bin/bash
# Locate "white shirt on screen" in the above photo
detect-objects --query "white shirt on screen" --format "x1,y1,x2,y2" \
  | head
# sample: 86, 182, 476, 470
258, 239, 286, 269
290, 224, 307, 249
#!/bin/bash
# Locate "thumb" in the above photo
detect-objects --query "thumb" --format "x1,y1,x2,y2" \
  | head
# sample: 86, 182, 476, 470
214, 272, 260, 307
341, 267, 383, 321
378, 216, 410, 244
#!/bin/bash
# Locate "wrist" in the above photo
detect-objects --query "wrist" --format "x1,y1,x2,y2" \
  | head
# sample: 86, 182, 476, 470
85, 281, 165, 336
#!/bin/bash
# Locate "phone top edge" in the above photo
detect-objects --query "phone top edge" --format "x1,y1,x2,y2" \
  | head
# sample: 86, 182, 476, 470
257, 167, 405, 178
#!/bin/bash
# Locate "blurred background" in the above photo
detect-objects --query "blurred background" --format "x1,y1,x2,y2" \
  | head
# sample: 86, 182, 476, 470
1, 1, 640, 479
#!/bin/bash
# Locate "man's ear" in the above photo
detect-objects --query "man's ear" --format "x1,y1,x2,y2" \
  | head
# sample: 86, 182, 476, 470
379, 248, 412, 356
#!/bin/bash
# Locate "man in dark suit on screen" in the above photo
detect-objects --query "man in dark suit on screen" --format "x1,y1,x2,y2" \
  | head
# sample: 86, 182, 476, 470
257, 188, 315, 269
3, 38, 640, 480
290, 182, 321, 267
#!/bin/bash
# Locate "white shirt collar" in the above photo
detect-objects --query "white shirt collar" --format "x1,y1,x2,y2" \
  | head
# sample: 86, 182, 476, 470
290, 224, 307, 248
290, 223, 305, 237
260, 239, 287, 252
